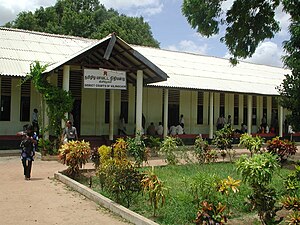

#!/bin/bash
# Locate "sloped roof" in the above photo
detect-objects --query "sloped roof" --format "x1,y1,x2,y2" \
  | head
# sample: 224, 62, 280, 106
0, 27, 95, 77
0, 28, 168, 84
134, 46, 289, 96
0, 27, 288, 95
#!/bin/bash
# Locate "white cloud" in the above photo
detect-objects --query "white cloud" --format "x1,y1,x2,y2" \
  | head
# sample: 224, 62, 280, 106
275, 4, 290, 37
165, 40, 208, 55
224, 41, 284, 67
101, 0, 163, 16
0, 0, 56, 25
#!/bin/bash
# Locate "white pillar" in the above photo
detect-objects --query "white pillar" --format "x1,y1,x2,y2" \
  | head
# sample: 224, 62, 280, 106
109, 90, 115, 141
209, 92, 214, 139
247, 95, 252, 134
279, 106, 283, 137
163, 89, 168, 137
135, 70, 143, 136
62, 65, 70, 128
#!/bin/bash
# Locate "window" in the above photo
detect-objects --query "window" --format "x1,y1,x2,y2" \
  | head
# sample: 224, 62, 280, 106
197, 91, 203, 124
234, 94, 239, 125
0, 77, 11, 121
263, 96, 267, 121
105, 90, 110, 124
20, 80, 31, 121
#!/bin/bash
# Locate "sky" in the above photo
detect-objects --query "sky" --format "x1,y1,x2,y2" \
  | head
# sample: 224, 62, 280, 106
0, 0, 291, 67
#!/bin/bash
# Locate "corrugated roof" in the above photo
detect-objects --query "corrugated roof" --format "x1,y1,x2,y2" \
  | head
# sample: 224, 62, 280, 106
0, 27, 288, 96
134, 46, 289, 96
0, 27, 96, 76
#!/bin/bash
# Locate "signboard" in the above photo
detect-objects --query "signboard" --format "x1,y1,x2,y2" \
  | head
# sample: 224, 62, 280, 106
83, 68, 127, 90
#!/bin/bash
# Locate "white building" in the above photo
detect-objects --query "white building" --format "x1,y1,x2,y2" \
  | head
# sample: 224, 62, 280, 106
0, 27, 289, 145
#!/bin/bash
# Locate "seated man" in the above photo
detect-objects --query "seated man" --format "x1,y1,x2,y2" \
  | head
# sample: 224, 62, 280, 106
156, 122, 163, 136
176, 124, 184, 135
147, 122, 156, 136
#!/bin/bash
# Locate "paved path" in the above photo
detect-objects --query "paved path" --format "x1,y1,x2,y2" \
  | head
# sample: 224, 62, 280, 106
0, 156, 130, 225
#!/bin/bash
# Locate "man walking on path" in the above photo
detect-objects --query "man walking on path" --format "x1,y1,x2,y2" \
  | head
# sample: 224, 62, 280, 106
0, 156, 130, 225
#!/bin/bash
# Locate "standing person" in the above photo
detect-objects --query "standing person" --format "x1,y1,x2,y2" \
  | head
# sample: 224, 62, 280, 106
17, 125, 38, 180
118, 114, 127, 135
261, 113, 267, 129
216, 114, 225, 130
227, 115, 232, 126
32, 108, 39, 135
179, 114, 184, 128
62, 120, 78, 143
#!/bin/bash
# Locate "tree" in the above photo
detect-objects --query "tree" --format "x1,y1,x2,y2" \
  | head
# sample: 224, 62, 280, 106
4, 0, 159, 47
182, 0, 300, 130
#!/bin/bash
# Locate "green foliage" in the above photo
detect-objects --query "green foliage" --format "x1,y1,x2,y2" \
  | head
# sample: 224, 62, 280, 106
58, 140, 91, 177
38, 138, 57, 155
266, 137, 298, 162
25, 61, 74, 145
141, 167, 168, 217
182, 0, 280, 62
236, 153, 279, 187
159, 136, 179, 165
6, 0, 159, 47
194, 201, 228, 225
213, 125, 235, 151
97, 140, 143, 207
194, 136, 210, 163
213, 125, 235, 162
126, 137, 148, 167
239, 133, 265, 157
236, 153, 282, 224
284, 165, 300, 194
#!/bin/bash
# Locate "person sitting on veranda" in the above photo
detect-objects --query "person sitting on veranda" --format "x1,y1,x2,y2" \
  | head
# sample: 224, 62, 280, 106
156, 122, 163, 136
176, 123, 184, 135
147, 122, 156, 136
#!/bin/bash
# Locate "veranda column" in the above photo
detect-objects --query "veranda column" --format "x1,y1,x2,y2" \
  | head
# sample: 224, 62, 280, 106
163, 89, 168, 137
62, 65, 70, 128
209, 92, 214, 139
109, 90, 114, 141
135, 70, 143, 136
247, 95, 253, 134
279, 106, 283, 137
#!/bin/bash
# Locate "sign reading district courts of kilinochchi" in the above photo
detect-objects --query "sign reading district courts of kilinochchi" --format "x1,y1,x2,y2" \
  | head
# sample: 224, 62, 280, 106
83, 68, 127, 90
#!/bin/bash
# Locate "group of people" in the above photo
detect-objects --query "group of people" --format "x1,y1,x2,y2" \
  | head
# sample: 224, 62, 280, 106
216, 114, 232, 130
17, 108, 78, 180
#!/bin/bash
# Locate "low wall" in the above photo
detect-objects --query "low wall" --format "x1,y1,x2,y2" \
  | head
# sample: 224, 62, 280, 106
54, 171, 159, 225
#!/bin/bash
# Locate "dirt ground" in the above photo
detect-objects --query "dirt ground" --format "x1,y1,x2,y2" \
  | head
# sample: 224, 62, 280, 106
0, 156, 131, 225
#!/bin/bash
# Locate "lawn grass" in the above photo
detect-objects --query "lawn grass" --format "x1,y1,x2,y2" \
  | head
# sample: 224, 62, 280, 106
83, 162, 291, 225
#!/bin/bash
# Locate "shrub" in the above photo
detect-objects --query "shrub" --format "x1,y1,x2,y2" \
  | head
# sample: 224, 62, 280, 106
97, 140, 143, 207
239, 133, 264, 157
266, 137, 297, 162
236, 153, 282, 224
90, 147, 100, 169
194, 201, 228, 225
194, 136, 210, 163
141, 167, 168, 217
159, 136, 179, 165
58, 140, 91, 177
126, 137, 148, 167
213, 125, 236, 162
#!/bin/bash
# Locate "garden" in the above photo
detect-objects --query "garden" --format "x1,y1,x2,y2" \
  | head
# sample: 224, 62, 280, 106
57, 126, 300, 225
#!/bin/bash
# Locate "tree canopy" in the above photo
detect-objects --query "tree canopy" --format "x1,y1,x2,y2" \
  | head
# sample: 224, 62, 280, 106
4, 0, 159, 48
182, 0, 300, 131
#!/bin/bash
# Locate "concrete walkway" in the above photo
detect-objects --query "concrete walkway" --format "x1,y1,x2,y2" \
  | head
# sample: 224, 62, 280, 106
0, 156, 131, 225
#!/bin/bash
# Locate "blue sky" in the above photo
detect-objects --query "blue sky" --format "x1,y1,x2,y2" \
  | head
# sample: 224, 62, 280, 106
0, 0, 290, 67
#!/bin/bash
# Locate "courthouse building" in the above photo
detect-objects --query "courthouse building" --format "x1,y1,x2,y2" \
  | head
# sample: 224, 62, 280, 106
0, 27, 290, 144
